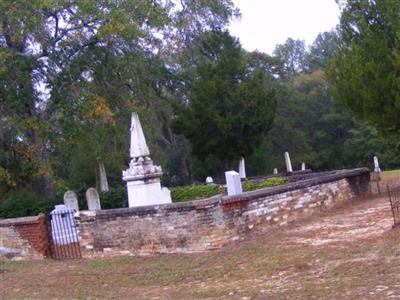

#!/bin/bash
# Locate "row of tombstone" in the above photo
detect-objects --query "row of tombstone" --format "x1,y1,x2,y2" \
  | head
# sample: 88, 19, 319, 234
223, 152, 303, 197
224, 154, 383, 197
207, 152, 306, 185
62, 153, 384, 210
63, 188, 101, 212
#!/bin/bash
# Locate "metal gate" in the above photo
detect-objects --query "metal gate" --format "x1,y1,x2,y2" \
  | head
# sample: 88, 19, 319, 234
387, 186, 400, 228
46, 205, 81, 259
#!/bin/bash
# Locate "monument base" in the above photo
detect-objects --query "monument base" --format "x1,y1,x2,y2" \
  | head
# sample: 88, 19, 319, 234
126, 178, 171, 207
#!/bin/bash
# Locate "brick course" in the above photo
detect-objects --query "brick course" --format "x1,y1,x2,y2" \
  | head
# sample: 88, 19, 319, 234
0, 215, 48, 260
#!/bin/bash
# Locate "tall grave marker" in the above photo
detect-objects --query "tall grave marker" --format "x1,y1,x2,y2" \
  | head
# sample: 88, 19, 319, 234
238, 156, 246, 179
122, 112, 171, 207
372, 156, 382, 194
96, 158, 109, 192
284, 152, 293, 174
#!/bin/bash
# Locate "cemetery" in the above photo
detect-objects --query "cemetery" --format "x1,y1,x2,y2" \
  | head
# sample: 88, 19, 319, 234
1, 1, 400, 298
1, 174, 398, 298
0, 113, 376, 260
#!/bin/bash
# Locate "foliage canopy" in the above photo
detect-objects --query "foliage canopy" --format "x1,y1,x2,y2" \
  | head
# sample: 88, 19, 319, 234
172, 31, 277, 171
327, 0, 400, 134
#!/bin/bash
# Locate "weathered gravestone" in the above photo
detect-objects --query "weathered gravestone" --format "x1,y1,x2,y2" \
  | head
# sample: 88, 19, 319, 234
238, 156, 246, 179
206, 176, 214, 184
86, 188, 101, 211
284, 152, 293, 174
63, 190, 79, 212
96, 158, 109, 192
225, 170, 242, 196
273, 168, 278, 175
301, 162, 306, 171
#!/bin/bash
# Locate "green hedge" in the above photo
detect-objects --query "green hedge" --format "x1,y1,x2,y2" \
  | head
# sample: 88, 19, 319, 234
242, 177, 288, 192
0, 178, 289, 218
99, 187, 126, 209
0, 187, 127, 219
171, 184, 225, 203
0, 194, 63, 219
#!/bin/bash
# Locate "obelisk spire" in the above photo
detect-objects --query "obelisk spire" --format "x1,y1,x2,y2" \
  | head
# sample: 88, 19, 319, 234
130, 112, 150, 159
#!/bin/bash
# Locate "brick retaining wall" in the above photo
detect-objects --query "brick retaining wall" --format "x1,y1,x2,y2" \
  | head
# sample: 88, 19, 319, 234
77, 168, 370, 258
0, 168, 370, 260
0, 215, 48, 260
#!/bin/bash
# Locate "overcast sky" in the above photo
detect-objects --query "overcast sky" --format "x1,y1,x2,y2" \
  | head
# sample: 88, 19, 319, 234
229, 0, 340, 54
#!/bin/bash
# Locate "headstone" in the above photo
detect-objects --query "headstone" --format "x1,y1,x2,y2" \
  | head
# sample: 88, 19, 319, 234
225, 170, 242, 196
122, 112, 172, 207
63, 190, 79, 212
301, 162, 306, 171
238, 156, 246, 179
206, 176, 214, 184
284, 152, 293, 174
86, 188, 101, 211
96, 158, 109, 192
273, 168, 278, 175
373, 156, 381, 173
373, 156, 382, 194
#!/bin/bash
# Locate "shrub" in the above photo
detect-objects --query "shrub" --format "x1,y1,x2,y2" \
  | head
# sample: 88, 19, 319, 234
99, 187, 126, 209
0, 178, 289, 219
0, 194, 63, 219
0, 186, 127, 219
242, 177, 288, 192
171, 184, 225, 203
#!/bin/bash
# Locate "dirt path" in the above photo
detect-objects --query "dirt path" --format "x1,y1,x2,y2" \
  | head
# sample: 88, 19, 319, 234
287, 195, 394, 246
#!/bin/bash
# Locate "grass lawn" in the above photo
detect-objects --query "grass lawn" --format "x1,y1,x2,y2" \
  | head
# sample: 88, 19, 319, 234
380, 169, 400, 183
1, 172, 399, 299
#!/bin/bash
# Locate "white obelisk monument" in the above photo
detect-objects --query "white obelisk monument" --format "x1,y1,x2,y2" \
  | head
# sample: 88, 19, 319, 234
122, 113, 171, 207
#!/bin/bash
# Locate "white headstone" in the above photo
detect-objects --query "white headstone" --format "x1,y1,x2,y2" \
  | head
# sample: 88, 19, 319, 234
130, 112, 150, 159
238, 156, 246, 179
301, 162, 306, 171
225, 170, 242, 196
63, 190, 79, 212
373, 156, 381, 173
273, 168, 278, 175
97, 159, 109, 192
206, 176, 214, 184
86, 188, 101, 211
284, 152, 293, 173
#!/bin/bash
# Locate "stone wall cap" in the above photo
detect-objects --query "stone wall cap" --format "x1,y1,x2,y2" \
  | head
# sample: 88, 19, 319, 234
80, 194, 221, 219
222, 167, 370, 203
0, 215, 41, 227
79, 168, 369, 219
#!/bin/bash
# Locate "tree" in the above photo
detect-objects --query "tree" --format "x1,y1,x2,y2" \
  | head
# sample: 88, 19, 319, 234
172, 31, 277, 174
273, 38, 307, 76
326, 0, 400, 134
306, 31, 339, 72
0, 1, 238, 196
